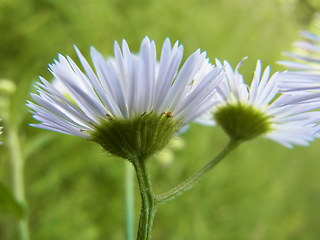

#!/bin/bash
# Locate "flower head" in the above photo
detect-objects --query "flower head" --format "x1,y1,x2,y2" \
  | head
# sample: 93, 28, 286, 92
277, 31, 320, 91
28, 37, 224, 160
211, 59, 320, 147
278, 31, 320, 71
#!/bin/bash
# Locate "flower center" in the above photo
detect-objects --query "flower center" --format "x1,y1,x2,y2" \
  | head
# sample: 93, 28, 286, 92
90, 112, 182, 161
214, 103, 272, 141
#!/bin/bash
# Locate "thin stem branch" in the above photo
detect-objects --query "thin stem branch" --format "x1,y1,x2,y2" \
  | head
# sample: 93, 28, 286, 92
125, 161, 134, 240
132, 159, 156, 240
156, 139, 241, 204
8, 126, 29, 240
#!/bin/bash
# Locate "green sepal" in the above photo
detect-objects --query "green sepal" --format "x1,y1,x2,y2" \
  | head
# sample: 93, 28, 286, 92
90, 112, 182, 161
214, 103, 271, 141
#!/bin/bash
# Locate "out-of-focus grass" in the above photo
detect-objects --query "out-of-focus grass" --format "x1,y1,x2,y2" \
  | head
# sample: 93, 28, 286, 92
0, 0, 320, 239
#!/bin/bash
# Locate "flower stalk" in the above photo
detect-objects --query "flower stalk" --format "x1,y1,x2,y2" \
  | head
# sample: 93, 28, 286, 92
128, 138, 241, 240
131, 158, 157, 240
156, 139, 241, 204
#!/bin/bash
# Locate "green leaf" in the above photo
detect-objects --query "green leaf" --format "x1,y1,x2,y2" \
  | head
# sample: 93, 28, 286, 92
0, 181, 25, 219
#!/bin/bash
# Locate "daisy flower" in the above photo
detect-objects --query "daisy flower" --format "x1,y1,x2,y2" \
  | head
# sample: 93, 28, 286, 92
28, 37, 224, 160
278, 31, 320, 71
211, 59, 320, 148
277, 30, 320, 91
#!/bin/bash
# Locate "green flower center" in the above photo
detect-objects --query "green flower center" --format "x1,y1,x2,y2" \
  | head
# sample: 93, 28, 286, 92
214, 103, 272, 141
90, 112, 182, 161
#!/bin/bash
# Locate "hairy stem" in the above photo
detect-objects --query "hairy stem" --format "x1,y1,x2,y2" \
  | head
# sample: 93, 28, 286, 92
132, 159, 156, 240
156, 139, 241, 204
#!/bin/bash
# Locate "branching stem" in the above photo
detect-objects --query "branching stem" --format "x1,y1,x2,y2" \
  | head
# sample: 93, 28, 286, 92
156, 139, 241, 204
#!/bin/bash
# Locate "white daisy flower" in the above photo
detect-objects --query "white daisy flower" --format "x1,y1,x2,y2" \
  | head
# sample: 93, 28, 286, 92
28, 37, 224, 160
277, 31, 320, 91
278, 31, 320, 71
211, 59, 320, 148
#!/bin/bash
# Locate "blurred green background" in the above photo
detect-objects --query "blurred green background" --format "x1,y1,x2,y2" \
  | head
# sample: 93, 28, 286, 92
1, 0, 320, 239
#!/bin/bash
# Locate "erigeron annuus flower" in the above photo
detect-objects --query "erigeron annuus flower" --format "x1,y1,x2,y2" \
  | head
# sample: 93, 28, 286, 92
278, 31, 320, 71
28, 37, 224, 160
211, 59, 320, 147
277, 30, 320, 91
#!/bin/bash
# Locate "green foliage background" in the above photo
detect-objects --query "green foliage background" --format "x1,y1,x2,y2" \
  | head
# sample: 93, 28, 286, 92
1, 0, 320, 239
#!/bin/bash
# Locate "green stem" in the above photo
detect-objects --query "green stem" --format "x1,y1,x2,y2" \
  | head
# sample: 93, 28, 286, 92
132, 159, 156, 240
8, 126, 29, 240
156, 139, 241, 204
125, 161, 134, 240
